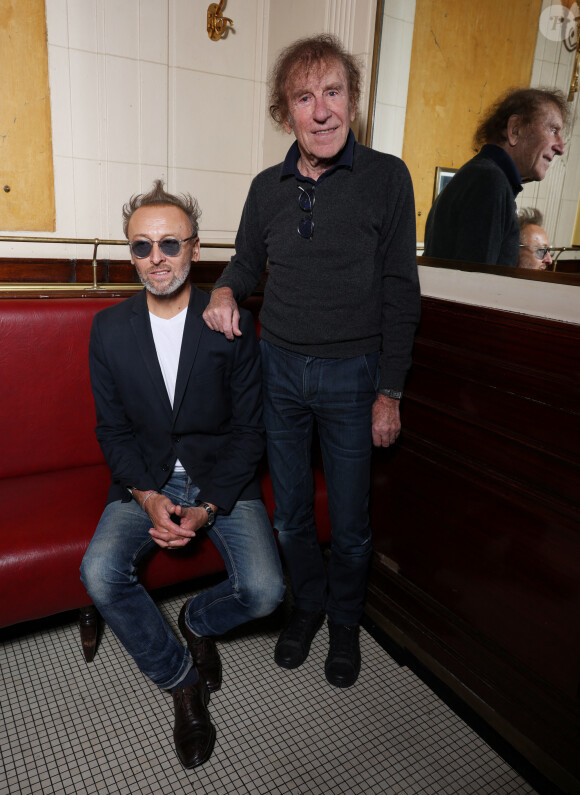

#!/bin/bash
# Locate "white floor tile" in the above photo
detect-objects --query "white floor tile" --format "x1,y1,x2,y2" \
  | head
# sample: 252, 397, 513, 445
0, 589, 543, 795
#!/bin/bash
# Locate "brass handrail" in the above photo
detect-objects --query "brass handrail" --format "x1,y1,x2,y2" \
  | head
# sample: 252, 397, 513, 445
0, 235, 235, 289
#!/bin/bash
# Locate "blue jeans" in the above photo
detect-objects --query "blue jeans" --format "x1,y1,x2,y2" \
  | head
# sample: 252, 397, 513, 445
80, 473, 284, 690
260, 340, 379, 626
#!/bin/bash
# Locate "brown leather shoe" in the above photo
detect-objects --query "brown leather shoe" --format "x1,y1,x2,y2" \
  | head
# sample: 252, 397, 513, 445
173, 679, 216, 769
178, 600, 222, 692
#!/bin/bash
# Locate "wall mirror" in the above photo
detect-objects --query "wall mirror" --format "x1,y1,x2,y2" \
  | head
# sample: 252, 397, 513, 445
365, 0, 580, 286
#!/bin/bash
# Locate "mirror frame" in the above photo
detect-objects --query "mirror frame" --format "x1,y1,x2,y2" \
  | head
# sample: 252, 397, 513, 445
364, 0, 580, 287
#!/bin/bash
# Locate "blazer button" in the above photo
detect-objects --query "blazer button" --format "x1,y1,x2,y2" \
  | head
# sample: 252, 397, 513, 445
162, 464, 169, 472
173, 435, 181, 443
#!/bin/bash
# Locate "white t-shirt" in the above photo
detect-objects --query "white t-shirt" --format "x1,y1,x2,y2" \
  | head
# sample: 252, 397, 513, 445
149, 308, 187, 472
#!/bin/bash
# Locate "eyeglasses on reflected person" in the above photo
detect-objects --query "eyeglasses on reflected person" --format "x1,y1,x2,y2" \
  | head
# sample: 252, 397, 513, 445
298, 185, 315, 239
129, 235, 197, 259
518, 244, 552, 260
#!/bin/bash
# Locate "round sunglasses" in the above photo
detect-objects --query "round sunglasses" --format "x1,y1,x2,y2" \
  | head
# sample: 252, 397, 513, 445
519, 244, 551, 260
298, 185, 315, 239
129, 235, 197, 259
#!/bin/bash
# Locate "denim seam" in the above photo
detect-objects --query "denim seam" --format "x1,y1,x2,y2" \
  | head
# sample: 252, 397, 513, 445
210, 524, 239, 593
363, 352, 380, 391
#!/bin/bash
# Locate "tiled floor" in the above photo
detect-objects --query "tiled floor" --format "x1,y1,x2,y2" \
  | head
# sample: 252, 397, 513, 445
0, 589, 549, 795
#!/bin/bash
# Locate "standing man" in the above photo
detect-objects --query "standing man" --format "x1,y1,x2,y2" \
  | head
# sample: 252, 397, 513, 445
203, 36, 420, 688
424, 88, 567, 267
81, 180, 284, 769
517, 208, 553, 270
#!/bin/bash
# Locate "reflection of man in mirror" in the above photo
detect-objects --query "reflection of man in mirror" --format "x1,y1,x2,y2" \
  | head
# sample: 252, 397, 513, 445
203, 35, 420, 690
517, 208, 553, 271
424, 88, 568, 267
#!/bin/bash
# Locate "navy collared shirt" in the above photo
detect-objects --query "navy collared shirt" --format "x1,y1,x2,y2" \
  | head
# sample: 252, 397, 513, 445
479, 144, 523, 197
280, 129, 356, 184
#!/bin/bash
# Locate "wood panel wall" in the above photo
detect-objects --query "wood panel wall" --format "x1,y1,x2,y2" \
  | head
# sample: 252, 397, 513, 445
0, 0, 55, 231
367, 297, 580, 793
403, 0, 541, 240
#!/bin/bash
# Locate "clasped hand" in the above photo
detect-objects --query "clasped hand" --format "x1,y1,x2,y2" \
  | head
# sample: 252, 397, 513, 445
145, 494, 208, 549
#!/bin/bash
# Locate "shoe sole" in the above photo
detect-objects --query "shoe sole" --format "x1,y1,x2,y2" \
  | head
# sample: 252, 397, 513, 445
324, 658, 361, 688
324, 668, 360, 688
274, 649, 307, 669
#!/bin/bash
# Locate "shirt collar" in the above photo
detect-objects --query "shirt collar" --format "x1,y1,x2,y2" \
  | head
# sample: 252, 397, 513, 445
480, 144, 523, 196
280, 129, 355, 183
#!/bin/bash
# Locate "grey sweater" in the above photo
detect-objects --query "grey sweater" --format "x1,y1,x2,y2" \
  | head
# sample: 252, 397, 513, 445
424, 145, 521, 267
215, 138, 420, 391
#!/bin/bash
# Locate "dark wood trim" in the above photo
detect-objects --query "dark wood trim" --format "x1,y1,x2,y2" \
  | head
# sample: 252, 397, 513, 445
0, 259, 271, 299
0, 257, 230, 283
418, 255, 580, 286
3, 254, 579, 290
367, 297, 580, 793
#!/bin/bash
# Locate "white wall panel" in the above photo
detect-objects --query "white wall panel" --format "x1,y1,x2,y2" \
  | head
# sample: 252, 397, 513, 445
172, 70, 254, 174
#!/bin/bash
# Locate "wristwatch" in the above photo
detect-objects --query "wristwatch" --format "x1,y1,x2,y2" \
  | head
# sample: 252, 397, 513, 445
378, 388, 403, 400
197, 502, 216, 528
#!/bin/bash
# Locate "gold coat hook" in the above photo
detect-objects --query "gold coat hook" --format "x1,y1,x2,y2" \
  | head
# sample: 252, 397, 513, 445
207, 0, 233, 41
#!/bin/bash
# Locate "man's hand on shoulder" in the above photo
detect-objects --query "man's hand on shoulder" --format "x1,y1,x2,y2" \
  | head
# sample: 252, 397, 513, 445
202, 286, 242, 341
372, 394, 401, 447
171, 503, 217, 537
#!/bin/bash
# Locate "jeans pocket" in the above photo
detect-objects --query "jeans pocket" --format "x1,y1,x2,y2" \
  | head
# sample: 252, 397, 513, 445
362, 351, 380, 392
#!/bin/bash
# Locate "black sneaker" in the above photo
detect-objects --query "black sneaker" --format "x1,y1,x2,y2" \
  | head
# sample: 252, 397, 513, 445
274, 608, 325, 669
325, 620, 361, 688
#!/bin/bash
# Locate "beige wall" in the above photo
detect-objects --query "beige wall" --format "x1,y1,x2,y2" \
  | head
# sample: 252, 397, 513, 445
0, 0, 374, 262
0, 0, 577, 323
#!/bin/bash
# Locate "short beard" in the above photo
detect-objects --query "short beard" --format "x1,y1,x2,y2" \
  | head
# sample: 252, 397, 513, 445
138, 264, 191, 297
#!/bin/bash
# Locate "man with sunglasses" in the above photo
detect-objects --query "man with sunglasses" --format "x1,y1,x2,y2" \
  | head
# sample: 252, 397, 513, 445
517, 208, 553, 271
203, 36, 420, 689
81, 180, 284, 769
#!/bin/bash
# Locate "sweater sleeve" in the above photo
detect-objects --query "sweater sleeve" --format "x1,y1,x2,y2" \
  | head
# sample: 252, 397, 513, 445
214, 178, 268, 302
378, 161, 421, 391
424, 159, 518, 267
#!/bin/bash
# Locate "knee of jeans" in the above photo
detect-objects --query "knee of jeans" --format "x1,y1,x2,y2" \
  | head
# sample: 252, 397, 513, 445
332, 532, 373, 559
237, 575, 285, 619
80, 551, 132, 603
276, 519, 318, 544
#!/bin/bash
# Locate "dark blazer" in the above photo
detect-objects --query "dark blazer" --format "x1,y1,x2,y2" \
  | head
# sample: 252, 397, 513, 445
89, 285, 264, 513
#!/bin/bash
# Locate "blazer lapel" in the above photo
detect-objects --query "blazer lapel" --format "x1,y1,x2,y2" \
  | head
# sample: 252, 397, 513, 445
172, 289, 206, 420
129, 290, 173, 417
